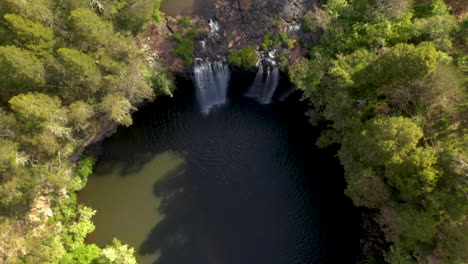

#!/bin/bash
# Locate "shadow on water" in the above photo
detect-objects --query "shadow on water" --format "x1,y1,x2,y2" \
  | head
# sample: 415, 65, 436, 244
80, 73, 361, 264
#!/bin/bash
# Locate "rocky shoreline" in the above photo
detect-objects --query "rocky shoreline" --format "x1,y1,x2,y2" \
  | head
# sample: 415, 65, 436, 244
143, 0, 320, 73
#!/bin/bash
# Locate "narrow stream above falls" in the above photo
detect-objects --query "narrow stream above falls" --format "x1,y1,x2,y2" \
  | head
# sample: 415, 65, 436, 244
78, 71, 361, 264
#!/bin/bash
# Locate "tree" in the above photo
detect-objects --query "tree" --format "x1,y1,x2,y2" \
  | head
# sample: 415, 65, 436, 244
366, 42, 441, 87
0, 45, 45, 98
104, 63, 154, 104
68, 8, 114, 51
73, 155, 95, 190
340, 117, 441, 199
9, 92, 69, 155
63, 205, 96, 250
0, 1, 163, 263
22, 232, 67, 263
289, 0, 467, 262
100, 93, 135, 126
412, 15, 456, 52
57, 48, 101, 92
385, 246, 418, 264
0, 139, 18, 173
69, 101, 94, 130
365, 0, 413, 22
382, 64, 464, 114
61, 243, 101, 264
0, 0, 54, 25
117, 0, 158, 30
0, 108, 17, 143
227, 46, 258, 71
344, 166, 390, 208
341, 116, 423, 167
435, 221, 468, 263
98, 238, 137, 264
3, 14, 55, 55
171, 34, 194, 66
380, 204, 437, 249
386, 147, 440, 198
153, 68, 175, 96
9, 92, 66, 126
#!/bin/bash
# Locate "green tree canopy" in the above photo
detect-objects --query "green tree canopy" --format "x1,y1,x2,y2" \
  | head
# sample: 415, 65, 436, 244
381, 204, 437, 249
0, 139, 18, 172
386, 147, 440, 198
0, 45, 45, 98
343, 167, 390, 208
3, 14, 55, 54
57, 47, 101, 90
68, 101, 94, 130
367, 42, 441, 86
9, 92, 66, 125
227, 46, 258, 71
100, 93, 135, 126
0, 0, 54, 25
98, 238, 137, 264
68, 8, 114, 51
342, 116, 423, 167
117, 0, 158, 30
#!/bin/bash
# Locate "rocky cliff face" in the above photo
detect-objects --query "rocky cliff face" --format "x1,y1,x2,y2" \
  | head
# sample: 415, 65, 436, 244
144, 0, 319, 73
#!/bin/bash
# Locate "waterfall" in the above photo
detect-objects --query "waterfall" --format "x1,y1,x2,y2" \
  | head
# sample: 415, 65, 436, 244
278, 86, 297, 102
288, 22, 301, 32
244, 61, 280, 104
208, 19, 220, 39
209, 19, 220, 34
192, 60, 231, 114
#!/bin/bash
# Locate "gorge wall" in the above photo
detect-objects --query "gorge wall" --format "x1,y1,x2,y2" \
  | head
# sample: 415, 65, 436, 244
143, 0, 320, 73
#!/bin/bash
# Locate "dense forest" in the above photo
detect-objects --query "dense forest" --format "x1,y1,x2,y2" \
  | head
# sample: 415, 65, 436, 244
290, 0, 467, 263
0, 0, 466, 263
0, 0, 172, 262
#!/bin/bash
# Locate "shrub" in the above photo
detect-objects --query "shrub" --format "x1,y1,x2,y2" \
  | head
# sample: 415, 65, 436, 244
0, 45, 45, 96
73, 155, 95, 190
273, 20, 281, 28
186, 27, 198, 39
227, 46, 258, 71
153, 10, 163, 24
117, 0, 158, 30
179, 16, 191, 27
278, 32, 288, 40
171, 34, 194, 66
283, 38, 293, 48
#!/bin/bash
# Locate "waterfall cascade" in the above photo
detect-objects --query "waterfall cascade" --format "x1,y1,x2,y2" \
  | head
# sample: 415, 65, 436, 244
192, 60, 231, 114
244, 52, 280, 104
287, 22, 302, 32
208, 19, 220, 35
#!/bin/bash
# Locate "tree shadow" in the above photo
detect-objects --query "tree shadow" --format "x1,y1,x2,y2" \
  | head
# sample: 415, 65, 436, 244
136, 124, 330, 264
85, 74, 361, 264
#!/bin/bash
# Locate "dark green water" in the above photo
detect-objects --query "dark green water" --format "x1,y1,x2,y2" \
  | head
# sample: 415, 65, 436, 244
79, 73, 360, 264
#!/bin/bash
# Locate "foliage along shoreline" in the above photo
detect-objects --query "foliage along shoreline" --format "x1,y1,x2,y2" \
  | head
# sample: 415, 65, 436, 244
0, 0, 173, 263
289, 0, 467, 263
0, 0, 466, 263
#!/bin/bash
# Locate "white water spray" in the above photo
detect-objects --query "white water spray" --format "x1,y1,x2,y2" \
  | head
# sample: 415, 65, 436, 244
288, 22, 301, 32
208, 19, 220, 36
245, 51, 280, 104
192, 60, 231, 114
